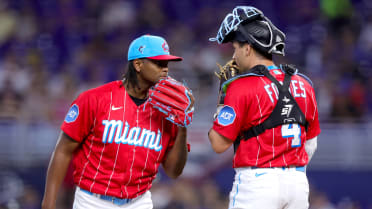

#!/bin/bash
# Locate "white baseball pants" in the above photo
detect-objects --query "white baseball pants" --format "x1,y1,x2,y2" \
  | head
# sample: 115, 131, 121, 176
229, 167, 309, 209
73, 187, 153, 209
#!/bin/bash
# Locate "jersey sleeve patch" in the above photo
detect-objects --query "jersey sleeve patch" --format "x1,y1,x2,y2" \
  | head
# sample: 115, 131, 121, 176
64, 104, 79, 123
217, 105, 236, 126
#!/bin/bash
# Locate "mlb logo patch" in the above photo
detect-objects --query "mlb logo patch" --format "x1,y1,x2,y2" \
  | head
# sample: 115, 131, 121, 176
65, 104, 79, 123
217, 105, 236, 126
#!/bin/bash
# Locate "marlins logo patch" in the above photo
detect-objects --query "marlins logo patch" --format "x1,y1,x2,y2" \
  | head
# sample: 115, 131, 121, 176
217, 105, 236, 126
162, 41, 169, 52
138, 45, 145, 54
64, 104, 79, 123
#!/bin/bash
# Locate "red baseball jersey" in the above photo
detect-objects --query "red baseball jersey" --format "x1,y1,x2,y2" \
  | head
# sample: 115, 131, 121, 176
61, 81, 179, 199
213, 66, 320, 168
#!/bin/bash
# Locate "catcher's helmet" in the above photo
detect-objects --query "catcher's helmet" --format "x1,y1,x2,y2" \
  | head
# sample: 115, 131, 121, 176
209, 6, 286, 56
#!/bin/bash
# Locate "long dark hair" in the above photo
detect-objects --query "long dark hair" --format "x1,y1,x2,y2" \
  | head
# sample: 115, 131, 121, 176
122, 60, 139, 89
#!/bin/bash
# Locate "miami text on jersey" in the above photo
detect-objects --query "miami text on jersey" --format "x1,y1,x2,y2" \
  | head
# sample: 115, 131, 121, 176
101, 120, 162, 151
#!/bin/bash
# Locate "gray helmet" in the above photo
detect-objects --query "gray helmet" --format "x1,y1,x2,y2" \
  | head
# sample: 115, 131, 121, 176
209, 6, 286, 56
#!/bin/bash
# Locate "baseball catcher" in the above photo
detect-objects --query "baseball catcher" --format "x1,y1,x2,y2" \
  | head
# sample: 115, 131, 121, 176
208, 6, 320, 209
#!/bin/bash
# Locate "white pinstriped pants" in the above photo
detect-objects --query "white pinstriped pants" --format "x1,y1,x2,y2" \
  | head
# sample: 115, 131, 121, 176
73, 187, 153, 209
229, 167, 309, 209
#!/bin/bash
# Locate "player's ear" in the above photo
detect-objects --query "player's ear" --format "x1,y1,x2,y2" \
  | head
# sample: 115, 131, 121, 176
244, 44, 252, 57
132, 59, 143, 73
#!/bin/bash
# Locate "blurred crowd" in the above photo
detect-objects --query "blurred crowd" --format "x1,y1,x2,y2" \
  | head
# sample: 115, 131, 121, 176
0, 0, 372, 126
0, 0, 372, 208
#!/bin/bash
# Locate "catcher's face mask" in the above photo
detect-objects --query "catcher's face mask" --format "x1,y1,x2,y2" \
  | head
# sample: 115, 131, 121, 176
209, 6, 286, 56
209, 6, 263, 44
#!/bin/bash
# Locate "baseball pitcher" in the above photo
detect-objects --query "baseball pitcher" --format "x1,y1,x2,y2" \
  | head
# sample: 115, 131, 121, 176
42, 35, 194, 209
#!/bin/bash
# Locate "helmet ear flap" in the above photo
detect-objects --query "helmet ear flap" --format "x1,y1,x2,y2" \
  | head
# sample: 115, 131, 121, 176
268, 21, 286, 55
270, 35, 285, 55
264, 16, 286, 55
236, 16, 286, 57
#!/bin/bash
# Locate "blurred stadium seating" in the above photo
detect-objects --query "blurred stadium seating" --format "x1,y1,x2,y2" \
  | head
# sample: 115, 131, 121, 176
0, 0, 371, 208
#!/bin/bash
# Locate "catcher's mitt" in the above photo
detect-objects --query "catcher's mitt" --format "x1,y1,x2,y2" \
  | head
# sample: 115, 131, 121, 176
148, 77, 194, 127
215, 59, 240, 105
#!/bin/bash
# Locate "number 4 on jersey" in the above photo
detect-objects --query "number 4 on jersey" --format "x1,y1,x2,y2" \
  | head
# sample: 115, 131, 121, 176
281, 123, 301, 147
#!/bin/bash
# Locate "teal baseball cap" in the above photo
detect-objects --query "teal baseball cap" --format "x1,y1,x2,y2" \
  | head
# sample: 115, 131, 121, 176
127, 34, 183, 61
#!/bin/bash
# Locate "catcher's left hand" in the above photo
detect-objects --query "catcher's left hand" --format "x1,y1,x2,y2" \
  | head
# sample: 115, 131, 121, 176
215, 59, 240, 84
215, 59, 240, 105
148, 77, 194, 127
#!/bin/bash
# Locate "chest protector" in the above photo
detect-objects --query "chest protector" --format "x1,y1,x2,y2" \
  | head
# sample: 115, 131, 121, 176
233, 64, 309, 152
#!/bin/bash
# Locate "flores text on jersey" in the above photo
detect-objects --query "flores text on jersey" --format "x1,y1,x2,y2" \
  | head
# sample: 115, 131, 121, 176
102, 120, 162, 151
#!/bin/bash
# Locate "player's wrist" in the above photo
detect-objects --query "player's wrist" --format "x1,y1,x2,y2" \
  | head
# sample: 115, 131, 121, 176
213, 105, 224, 120
177, 126, 187, 131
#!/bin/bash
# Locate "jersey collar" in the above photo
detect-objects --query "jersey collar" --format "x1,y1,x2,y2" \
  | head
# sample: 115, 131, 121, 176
267, 65, 279, 70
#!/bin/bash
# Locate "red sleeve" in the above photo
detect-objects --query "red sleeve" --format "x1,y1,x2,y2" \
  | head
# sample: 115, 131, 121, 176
306, 87, 321, 139
212, 81, 246, 141
60, 91, 97, 142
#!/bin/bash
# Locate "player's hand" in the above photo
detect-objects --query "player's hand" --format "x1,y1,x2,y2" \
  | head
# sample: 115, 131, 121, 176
215, 59, 240, 105
187, 91, 195, 113
148, 77, 194, 127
